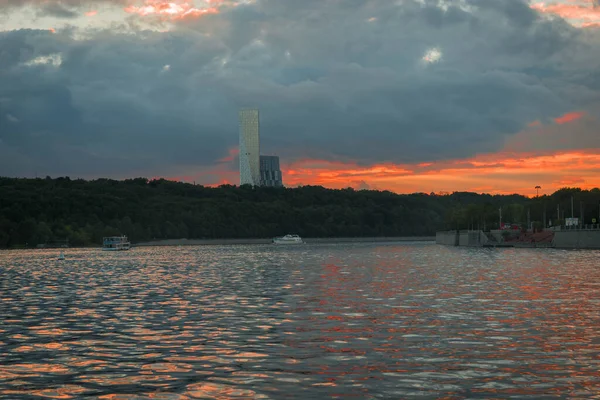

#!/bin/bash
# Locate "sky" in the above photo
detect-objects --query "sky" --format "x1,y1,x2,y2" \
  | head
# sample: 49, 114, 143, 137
1, 0, 599, 196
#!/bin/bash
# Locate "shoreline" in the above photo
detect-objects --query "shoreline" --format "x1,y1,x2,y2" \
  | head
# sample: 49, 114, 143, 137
134, 236, 436, 247
436, 228, 600, 249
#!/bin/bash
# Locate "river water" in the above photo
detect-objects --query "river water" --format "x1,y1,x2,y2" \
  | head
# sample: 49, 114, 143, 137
1, 242, 599, 399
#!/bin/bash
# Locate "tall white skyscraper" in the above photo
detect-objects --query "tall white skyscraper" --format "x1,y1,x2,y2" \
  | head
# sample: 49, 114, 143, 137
239, 108, 260, 186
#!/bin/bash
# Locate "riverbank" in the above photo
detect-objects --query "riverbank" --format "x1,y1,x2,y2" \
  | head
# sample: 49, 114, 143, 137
135, 236, 435, 247
436, 228, 600, 249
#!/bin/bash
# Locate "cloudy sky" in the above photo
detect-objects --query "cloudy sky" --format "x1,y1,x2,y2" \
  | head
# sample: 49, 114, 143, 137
1, 0, 599, 195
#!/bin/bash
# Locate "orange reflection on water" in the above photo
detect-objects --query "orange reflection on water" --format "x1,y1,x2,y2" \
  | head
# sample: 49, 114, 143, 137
72, 308, 103, 318
66, 359, 107, 368
140, 352, 163, 359
232, 372, 271, 379
81, 374, 173, 386
38, 342, 70, 350
0, 369, 32, 380
1, 389, 34, 397
29, 328, 67, 336
9, 363, 71, 374
97, 393, 189, 400
30, 385, 88, 399
185, 382, 266, 399
14, 345, 34, 352
312, 382, 337, 387
11, 334, 30, 339
140, 363, 193, 373
3, 244, 600, 397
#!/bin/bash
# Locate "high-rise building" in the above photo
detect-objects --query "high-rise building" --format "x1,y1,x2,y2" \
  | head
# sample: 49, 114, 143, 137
260, 155, 283, 187
239, 108, 260, 186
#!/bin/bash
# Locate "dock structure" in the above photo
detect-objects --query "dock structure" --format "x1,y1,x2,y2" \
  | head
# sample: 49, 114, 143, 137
36, 239, 70, 249
552, 225, 600, 249
436, 225, 600, 249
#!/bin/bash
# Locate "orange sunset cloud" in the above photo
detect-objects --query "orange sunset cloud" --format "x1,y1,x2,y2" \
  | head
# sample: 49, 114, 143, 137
278, 150, 600, 196
218, 147, 239, 163
124, 0, 219, 20
161, 106, 599, 196
554, 111, 585, 124
531, 1, 600, 27
181, 148, 599, 196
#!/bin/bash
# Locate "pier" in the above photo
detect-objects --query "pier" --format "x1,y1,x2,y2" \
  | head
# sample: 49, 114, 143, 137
436, 225, 600, 249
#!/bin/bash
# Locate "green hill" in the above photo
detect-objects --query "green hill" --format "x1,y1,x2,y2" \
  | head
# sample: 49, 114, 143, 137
0, 176, 598, 248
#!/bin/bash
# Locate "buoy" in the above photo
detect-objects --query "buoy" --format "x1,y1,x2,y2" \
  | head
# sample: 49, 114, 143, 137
58, 252, 65, 260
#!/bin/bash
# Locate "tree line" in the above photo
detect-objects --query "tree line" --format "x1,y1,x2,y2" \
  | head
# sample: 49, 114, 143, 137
0, 176, 598, 248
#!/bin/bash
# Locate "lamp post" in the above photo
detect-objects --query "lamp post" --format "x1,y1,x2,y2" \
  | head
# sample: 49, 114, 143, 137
499, 207, 502, 230
534, 186, 541, 231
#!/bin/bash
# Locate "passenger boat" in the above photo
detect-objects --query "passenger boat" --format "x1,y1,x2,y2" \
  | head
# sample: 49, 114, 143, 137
272, 234, 304, 245
102, 235, 131, 251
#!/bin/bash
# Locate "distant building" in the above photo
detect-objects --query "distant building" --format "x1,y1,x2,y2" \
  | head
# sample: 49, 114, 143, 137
260, 155, 283, 187
239, 108, 260, 186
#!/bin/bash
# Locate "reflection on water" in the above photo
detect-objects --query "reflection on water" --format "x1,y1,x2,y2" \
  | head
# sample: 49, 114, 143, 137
1, 243, 600, 398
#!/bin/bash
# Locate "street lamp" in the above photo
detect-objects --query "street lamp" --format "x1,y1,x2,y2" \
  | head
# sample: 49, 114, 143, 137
535, 185, 541, 197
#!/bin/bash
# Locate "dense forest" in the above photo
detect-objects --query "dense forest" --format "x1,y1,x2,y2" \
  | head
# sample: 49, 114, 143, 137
0, 176, 599, 248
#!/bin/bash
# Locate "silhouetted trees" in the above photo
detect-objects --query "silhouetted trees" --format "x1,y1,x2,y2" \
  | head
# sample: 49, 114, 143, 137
0, 176, 598, 248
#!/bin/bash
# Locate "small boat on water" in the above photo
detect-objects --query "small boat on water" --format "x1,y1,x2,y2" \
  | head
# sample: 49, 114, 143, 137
102, 235, 131, 251
272, 234, 304, 245
58, 252, 65, 260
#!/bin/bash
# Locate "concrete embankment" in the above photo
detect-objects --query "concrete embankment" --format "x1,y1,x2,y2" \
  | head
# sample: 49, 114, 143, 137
436, 231, 458, 246
437, 228, 600, 249
553, 229, 600, 249
436, 231, 488, 247
135, 236, 435, 247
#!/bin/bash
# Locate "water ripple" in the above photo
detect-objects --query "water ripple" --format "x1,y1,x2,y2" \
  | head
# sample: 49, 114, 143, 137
1, 243, 600, 398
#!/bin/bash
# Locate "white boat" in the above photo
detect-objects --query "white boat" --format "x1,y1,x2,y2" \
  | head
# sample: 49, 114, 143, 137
102, 235, 131, 251
272, 234, 304, 245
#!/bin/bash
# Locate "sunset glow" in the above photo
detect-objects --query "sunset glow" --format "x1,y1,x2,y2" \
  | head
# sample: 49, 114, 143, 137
217, 147, 239, 163
531, 1, 600, 27
171, 148, 600, 196
276, 151, 600, 195
124, 1, 219, 20
2, 0, 599, 194
554, 111, 586, 124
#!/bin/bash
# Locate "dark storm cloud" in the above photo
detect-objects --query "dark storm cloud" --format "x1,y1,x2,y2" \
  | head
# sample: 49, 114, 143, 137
1, 0, 600, 178
0, 27, 234, 177
36, 3, 79, 19
0, 0, 125, 9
